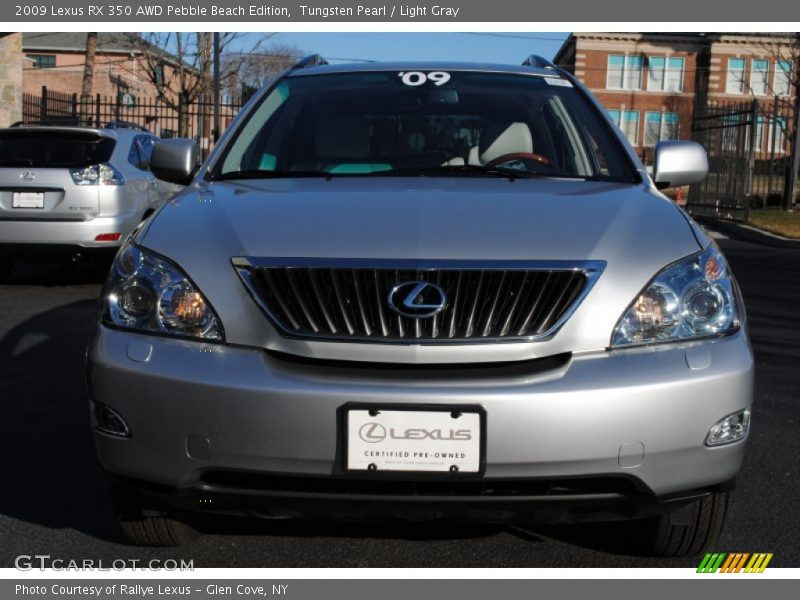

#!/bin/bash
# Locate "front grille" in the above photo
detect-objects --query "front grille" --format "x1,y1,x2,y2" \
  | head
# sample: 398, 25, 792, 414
233, 258, 603, 343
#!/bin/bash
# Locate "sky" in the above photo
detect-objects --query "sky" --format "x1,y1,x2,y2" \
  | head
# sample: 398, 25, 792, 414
237, 32, 569, 65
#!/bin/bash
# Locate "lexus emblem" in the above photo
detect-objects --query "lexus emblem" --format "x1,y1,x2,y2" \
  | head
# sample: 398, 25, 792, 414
19, 171, 35, 182
388, 281, 447, 318
358, 422, 387, 443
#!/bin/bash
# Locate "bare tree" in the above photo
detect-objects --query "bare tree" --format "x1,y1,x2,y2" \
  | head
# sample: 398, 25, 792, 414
79, 32, 97, 124
133, 32, 276, 137
225, 41, 305, 98
755, 33, 800, 208
755, 33, 800, 101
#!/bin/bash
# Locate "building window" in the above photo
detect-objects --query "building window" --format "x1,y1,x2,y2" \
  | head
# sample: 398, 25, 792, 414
726, 58, 746, 94
607, 109, 640, 146
767, 117, 787, 154
750, 60, 770, 96
155, 63, 166, 87
775, 60, 792, 97
607, 55, 643, 90
754, 116, 765, 151
722, 115, 742, 150
644, 112, 680, 146
27, 54, 56, 69
647, 57, 684, 92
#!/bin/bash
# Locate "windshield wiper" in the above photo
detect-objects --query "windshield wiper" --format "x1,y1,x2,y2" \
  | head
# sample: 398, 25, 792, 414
384, 164, 541, 180
214, 169, 331, 180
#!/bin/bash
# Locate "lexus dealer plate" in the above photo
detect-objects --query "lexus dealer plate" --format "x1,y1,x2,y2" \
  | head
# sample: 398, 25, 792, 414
12, 191, 44, 209
346, 407, 483, 473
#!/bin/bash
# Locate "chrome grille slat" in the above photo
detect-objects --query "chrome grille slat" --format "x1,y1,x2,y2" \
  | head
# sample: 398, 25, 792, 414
308, 269, 338, 334
234, 259, 603, 344
259, 270, 301, 330
498, 271, 528, 337
447, 271, 463, 339
464, 271, 485, 338
430, 271, 442, 339
330, 269, 355, 335
350, 269, 372, 337
536, 273, 582, 334
373, 270, 390, 337
515, 272, 551, 336
284, 270, 319, 332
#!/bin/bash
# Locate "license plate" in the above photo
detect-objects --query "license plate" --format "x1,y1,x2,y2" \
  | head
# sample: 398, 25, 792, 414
12, 191, 44, 209
346, 407, 483, 473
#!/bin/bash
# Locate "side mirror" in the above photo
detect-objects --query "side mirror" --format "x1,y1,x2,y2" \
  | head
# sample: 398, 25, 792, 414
150, 139, 200, 186
653, 141, 708, 190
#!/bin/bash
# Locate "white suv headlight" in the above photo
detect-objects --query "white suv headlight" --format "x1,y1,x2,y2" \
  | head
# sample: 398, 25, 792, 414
102, 241, 224, 341
611, 245, 741, 347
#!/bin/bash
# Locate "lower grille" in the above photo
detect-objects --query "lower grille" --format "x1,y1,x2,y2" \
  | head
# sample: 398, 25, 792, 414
233, 258, 604, 343
199, 471, 641, 498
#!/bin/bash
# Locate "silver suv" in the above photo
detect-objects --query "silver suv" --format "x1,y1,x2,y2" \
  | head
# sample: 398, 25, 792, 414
0, 123, 179, 279
87, 56, 753, 556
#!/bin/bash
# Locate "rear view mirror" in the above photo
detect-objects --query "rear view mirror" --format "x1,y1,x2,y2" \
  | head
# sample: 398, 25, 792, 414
653, 141, 708, 189
150, 139, 200, 186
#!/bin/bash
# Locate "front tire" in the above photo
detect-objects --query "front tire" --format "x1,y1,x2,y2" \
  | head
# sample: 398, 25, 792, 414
112, 486, 201, 547
638, 492, 728, 557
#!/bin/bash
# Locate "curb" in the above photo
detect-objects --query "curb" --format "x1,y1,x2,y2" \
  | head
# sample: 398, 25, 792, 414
694, 217, 800, 249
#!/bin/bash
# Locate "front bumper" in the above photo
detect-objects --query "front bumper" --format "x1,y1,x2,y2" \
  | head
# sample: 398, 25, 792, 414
87, 326, 754, 520
0, 212, 140, 251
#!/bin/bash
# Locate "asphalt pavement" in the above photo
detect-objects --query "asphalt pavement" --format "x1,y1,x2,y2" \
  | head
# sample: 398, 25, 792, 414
0, 234, 797, 568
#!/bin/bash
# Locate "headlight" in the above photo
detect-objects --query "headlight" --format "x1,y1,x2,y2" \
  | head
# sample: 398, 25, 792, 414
103, 241, 223, 341
611, 245, 740, 347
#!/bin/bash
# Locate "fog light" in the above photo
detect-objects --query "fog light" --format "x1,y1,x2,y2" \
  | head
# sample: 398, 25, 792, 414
92, 401, 130, 437
706, 409, 750, 446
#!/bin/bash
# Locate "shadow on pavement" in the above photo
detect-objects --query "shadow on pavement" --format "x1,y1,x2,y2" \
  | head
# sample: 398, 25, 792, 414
1, 256, 111, 287
0, 293, 123, 543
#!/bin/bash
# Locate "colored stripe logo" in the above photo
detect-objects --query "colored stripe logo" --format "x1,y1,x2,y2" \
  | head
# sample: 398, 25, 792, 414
697, 553, 773, 573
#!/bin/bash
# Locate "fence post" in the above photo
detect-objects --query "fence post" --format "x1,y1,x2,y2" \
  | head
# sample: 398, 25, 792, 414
785, 102, 800, 211
766, 98, 779, 198
744, 100, 759, 220
40, 86, 48, 123
71, 93, 78, 122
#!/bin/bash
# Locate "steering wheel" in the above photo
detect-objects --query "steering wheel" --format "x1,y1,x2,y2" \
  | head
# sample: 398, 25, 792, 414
484, 152, 551, 168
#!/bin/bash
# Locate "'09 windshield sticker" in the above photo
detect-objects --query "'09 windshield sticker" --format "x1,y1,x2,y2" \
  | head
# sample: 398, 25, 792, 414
398, 71, 452, 86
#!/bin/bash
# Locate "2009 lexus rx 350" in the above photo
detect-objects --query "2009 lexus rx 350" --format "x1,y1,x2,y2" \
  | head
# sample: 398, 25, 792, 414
87, 56, 753, 555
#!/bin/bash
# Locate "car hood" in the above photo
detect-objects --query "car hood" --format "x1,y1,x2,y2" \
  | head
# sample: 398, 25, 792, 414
143, 177, 699, 261
138, 177, 704, 362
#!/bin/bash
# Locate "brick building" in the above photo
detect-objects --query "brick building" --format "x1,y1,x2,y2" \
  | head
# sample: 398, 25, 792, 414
554, 33, 797, 159
21, 32, 180, 101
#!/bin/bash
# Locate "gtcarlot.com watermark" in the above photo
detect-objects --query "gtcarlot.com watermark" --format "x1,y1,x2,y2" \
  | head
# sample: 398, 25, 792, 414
14, 554, 194, 571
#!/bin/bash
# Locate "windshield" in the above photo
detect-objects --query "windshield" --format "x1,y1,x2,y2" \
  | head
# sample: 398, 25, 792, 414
0, 131, 116, 168
214, 70, 639, 182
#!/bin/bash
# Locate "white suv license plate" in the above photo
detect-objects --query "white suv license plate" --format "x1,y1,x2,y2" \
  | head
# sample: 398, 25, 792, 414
346, 408, 482, 473
12, 191, 45, 209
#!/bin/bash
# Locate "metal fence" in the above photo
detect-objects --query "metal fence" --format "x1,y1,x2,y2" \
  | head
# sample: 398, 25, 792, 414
21, 86, 244, 147
687, 98, 797, 222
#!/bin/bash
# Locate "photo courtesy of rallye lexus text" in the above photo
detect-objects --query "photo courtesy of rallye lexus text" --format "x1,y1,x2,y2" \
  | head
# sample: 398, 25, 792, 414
86, 54, 753, 555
